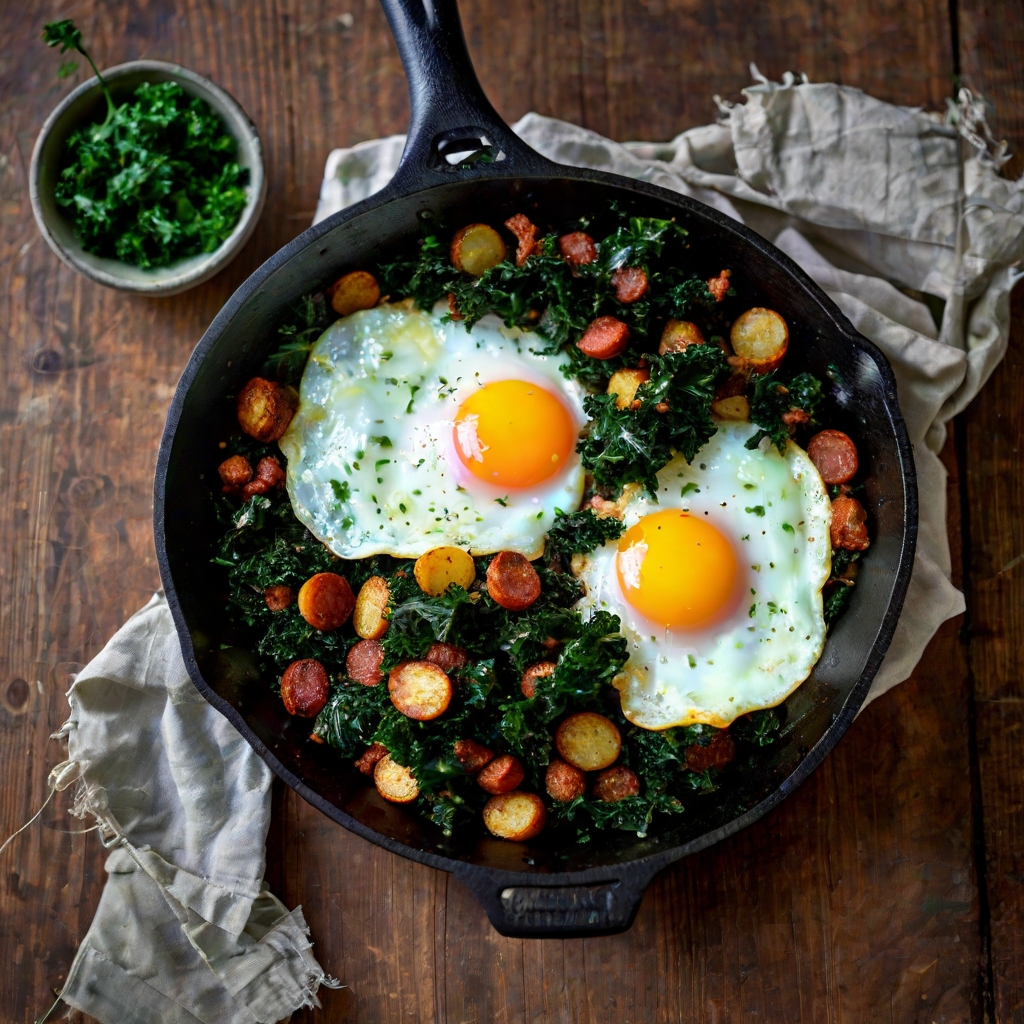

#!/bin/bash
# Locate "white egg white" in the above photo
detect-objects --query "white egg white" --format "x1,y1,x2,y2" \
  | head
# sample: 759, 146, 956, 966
279, 302, 587, 559
573, 421, 832, 729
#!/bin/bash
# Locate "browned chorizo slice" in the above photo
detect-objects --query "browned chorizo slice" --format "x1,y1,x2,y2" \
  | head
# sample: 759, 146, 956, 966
346, 638, 385, 686
241, 456, 286, 499
545, 759, 586, 802
558, 231, 597, 267
520, 660, 556, 698
298, 572, 355, 631
264, 585, 294, 612
477, 753, 525, 795
236, 378, 298, 442
577, 316, 631, 360
504, 213, 542, 267
830, 495, 871, 551
684, 728, 736, 771
807, 429, 860, 485
218, 454, 252, 493
610, 266, 648, 303
453, 738, 494, 773
354, 742, 389, 776
280, 659, 330, 717
486, 551, 541, 611
592, 765, 641, 802
426, 641, 470, 674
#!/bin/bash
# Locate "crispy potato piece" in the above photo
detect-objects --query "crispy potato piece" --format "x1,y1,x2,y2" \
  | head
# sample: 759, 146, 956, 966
558, 232, 597, 267
483, 791, 546, 841
555, 712, 621, 771
545, 759, 586, 802
592, 765, 640, 802
607, 367, 651, 411
327, 270, 380, 316
388, 660, 452, 720
298, 572, 355, 631
264, 585, 294, 612
218, 454, 252, 493
477, 753, 525, 795
280, 659, 330, 717
374, 755, 420, 803
451, 223, 506, 276
354, 575, 391, 639
830, 495, 871, 551
241, 455, 286, 499
729, 308, 789, 374
414, 546, 476, 597
453, 738, 494, 773
346, 638, 385, 686
520, 660, 556, 698
577, 315, 630, 359
712, 395, 751, 421
610, 266, 648, 303
486, 551, 541, 611
659, 319, 706, 354
684, 728, 736, 771
236, 377, 298, 442
354, 742, 389, 776
426, 641, 470, 674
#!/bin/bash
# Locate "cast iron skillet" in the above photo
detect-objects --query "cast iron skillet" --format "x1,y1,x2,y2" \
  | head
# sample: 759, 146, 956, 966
155, 0, 918, 937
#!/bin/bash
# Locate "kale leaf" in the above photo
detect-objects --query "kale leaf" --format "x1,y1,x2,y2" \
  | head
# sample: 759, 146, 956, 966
745, 371, 824, 453
544, 508, 625, 560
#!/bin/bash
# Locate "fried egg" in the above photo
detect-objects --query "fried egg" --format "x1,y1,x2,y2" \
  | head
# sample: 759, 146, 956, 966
573, 421, 832, 729
280, 302, 587, 558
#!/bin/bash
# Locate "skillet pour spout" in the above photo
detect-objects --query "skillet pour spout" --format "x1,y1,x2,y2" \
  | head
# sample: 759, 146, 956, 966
154, 0, 918, 938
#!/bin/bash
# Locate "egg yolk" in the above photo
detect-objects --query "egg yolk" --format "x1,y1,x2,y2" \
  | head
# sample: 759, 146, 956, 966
453, 380, 576, 489
616, 510, 740, 629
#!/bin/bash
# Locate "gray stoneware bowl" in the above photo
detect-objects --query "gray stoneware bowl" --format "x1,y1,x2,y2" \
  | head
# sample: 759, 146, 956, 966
30, 60, 266, 297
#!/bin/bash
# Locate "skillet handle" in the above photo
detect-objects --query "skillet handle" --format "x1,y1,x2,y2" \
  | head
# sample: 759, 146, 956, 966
379, 0, 555, 186
453, 862, 660, 938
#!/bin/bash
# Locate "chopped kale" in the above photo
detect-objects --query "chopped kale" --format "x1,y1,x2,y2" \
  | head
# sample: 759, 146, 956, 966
746, 371, 824, 453
544, 508, 626, 560
262, 293, 334, 386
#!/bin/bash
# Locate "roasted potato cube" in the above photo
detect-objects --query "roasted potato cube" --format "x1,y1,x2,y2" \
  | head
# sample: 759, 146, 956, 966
218, 454, 252, 492
607, 368, 650, 410
241, 455, 286, 499
486, 551, 541, 611
729, 308, 789, 374
388, 660, 452, 720
450, 223, 506, 276
659, 319, 705, 354
453, 738, 494, 773
483, 791, 546, 841
520, 660, 556, 698
280, 659, 330, 718
354, 742, 389, 776
711, 395, 751, 421
236, 377, 298, 442
414, 546, 476, 597
477, 753, 525, 795
374, 755, 420, 803
555, 712, 621, 771
297, 572, 355, 631
327, 270, 380, 316
545, 759, 586, 802
592, 765, 640, 802
353, 575, 391, 640
346, 638, 385, 686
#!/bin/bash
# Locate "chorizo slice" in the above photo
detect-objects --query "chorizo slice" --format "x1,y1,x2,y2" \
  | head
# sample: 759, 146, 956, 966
477, 753, 526, 795
545, 759, 586, 802
297, 572, 355, 631
280, 659, 330, 718
807, 429, 859, 485
592, 765, 641, 802
576, 316, 630, 360
685, 728, 736, 771
426, 641, 470, 674
346, 638, 385, 686
558, 231, 597, 267
453, 738, 494, 773
241, 456, 286, 499
504, 213, 542, 267
388, 660, 452, 720
264, 585, 294, 612
610, 266, 648, 303
555, 712, 621, 771
354, 742, 389, 776
486, 551, 541, 611
236, 378, 298, 442
327, 270, 381, 317
483, 791, 546, 841
520, 660, 556, 698
830, 495, 870, 551
218, 454, 252, 493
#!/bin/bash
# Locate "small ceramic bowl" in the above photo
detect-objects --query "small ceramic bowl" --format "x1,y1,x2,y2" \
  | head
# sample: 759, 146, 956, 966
30, 61, 266, 296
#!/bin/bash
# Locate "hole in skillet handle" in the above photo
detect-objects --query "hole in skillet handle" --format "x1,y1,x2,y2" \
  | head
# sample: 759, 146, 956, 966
429, 127, 505, 170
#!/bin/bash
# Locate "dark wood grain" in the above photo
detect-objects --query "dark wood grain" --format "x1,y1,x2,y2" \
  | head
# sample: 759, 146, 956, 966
0, 0, 1015, 1021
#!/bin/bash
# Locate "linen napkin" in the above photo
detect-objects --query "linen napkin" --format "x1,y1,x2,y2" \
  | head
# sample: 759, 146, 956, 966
316, 70, 1024, 704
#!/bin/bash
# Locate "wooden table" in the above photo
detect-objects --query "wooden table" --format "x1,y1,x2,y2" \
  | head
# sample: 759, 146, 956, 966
1, 1, 1021, 1021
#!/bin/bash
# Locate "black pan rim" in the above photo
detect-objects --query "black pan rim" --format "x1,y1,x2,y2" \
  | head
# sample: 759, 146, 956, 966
154, 163, 919, 890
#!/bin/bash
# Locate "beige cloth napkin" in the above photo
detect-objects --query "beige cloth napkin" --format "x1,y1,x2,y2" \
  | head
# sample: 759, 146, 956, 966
316, 70, 1024, 705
